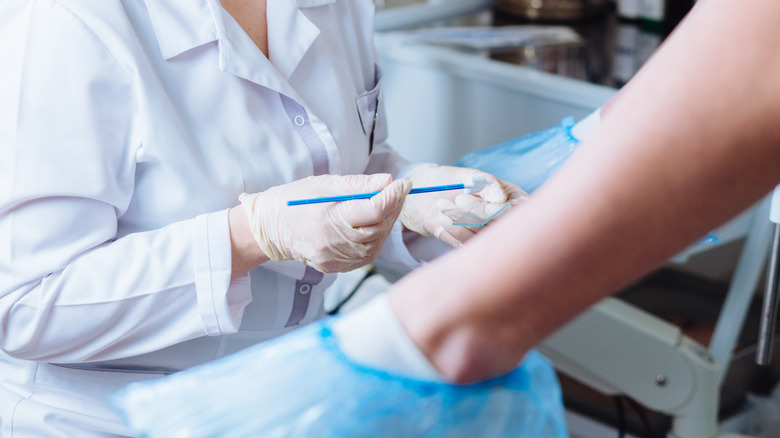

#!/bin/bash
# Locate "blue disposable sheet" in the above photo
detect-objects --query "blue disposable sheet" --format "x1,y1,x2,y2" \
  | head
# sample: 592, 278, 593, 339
112, 319, 569, 438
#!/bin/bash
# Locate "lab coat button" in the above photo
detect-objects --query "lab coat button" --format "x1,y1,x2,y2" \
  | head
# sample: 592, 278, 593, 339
294, 115, 305, 127
298, 284, 311, 295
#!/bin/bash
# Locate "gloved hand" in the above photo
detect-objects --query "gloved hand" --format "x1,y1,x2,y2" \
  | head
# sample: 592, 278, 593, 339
239, 174, 411, 273
111, 301, 568, 438
400, 164, 528, 247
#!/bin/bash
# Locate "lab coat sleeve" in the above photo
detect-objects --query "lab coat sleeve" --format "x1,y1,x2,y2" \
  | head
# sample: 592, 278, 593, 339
0, 3, 251, 363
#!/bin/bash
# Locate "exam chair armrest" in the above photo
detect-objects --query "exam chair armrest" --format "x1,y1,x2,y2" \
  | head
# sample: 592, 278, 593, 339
538, 298, 722, 438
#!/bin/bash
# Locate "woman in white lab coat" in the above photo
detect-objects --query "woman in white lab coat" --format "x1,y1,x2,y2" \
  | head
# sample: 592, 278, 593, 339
0, 0, 523, 435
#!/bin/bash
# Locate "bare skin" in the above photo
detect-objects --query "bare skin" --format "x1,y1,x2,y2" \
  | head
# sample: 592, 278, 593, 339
221, 0, 269, 57
229, 205, 269, 280
388, 0, 780, 383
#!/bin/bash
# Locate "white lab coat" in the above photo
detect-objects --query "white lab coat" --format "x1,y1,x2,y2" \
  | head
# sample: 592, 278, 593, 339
0, 0, 432, 435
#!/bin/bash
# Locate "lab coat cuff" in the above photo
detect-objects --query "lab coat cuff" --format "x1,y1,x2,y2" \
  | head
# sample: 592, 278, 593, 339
193, 210, 252, 336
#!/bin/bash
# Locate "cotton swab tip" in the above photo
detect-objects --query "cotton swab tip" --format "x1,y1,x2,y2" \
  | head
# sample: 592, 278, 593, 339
464, 175, 491, 194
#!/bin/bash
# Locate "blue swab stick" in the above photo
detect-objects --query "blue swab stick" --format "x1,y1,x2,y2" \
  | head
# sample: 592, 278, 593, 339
287, 176, 489, 206
287, 184, 463, 206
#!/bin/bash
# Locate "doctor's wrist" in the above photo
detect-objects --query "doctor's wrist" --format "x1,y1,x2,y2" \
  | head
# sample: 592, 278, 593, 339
228, 205, 270, 279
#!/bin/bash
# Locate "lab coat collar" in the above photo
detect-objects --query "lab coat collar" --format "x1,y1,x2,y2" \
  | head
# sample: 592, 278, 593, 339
296, 0, 337, 7
268, 0, 335, 81
145, 0, 218, 60
144, 0, 335, 98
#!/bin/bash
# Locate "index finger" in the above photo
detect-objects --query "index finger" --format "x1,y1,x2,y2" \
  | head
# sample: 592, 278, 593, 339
337, 178, 411, 227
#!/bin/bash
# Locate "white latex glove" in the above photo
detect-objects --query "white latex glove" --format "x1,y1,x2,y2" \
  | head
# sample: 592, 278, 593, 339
239, 174, 412, 273
400, 164, 528, 247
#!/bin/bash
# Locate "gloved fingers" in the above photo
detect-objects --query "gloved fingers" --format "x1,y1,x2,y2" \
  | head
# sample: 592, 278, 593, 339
369, 178, 412, 211
441, 226, 478, 246
336, 178, 411, 228
450, 194, 509, 218
323, 173, 394, 198
501, 180, 530, 205
432, 227, 462, 248
241, 173, 403, 270
432, 219, 477, 248
331, 178, 409, 245
311, 238, 385, 273
299, 238, 368, 273
439, 194, 492, 224
345, 220, 397, 243
424, 202, 477, 247
458, 170, 529, 207
468, 173, 510, 204
311, 254, 371, 274
411, 166, 524, 209
436, 194, 511, 245
484, 202, 510, 217
451, 194, 482, 211
400, 165, 522, 241
285, 173, 395, 205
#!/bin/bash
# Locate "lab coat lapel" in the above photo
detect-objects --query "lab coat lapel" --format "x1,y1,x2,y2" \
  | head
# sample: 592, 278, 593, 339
208, 3, 292, 97
268, 0, 335, 82
145, 0, 217, 60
